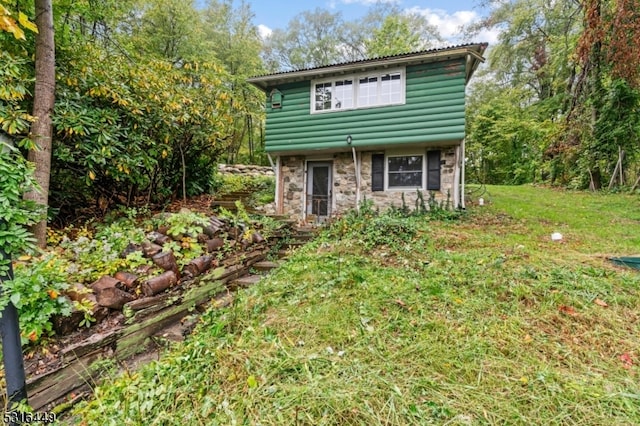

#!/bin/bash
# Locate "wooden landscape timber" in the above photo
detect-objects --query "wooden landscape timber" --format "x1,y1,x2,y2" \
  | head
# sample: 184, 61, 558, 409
21, 213, 317, 414
24, 242, 275, 413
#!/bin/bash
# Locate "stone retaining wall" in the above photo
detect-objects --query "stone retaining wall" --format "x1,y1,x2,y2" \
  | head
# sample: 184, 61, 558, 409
218, 164, 274, 177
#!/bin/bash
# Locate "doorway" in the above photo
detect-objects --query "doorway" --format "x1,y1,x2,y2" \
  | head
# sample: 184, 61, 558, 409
306, 161, 332, 219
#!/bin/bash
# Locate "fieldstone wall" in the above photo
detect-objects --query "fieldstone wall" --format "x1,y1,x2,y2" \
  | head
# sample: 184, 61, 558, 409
218, 164, 275, 177
361, 147, 456, 211
332, 153, 357, 213
280, 156, 305, 217
278, 146, 457, 219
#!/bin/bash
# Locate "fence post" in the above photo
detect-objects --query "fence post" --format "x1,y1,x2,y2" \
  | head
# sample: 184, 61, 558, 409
0, 242, 28, 421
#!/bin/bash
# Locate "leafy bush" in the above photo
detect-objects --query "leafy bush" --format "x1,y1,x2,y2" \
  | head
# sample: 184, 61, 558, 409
327, 199, 417, 251
59, 220, 148, 282
0, 256, 74, 345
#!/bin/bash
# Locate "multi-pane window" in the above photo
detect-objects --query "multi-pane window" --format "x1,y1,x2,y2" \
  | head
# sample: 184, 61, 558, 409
334, 79, 353, 109
387, 155, 423, 188
380, 73, 402, 104
357, 76, 378, 107
311, 68, 404, 113
314, 82, 332, 111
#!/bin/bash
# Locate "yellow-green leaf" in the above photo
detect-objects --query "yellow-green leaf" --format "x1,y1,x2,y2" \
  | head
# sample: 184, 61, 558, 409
18, 12, 38, 34
1, 15, 25, 39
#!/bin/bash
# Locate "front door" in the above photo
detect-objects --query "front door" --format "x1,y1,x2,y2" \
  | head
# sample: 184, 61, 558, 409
306, 162, 332, 219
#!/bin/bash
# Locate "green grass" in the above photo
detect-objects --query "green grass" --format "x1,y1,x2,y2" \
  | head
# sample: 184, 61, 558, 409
72, 185, 640, 425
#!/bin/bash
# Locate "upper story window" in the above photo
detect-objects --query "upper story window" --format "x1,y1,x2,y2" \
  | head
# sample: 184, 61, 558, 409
311, 68, 405, 114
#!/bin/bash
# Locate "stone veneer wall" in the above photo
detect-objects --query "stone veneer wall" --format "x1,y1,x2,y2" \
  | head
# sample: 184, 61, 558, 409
280, 156, 305, 217
360, 147, 456, 212
278, 147, 457, 219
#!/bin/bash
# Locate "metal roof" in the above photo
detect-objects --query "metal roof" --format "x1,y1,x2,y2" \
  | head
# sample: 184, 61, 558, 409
248, 43, 488, 90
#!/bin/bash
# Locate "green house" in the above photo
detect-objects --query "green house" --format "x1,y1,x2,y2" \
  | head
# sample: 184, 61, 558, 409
248, 43, 487, 221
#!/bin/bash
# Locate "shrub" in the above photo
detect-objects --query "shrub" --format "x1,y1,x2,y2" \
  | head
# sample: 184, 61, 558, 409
0, 256, 74, 345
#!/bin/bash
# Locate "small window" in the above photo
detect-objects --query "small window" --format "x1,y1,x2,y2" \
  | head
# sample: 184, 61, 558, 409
388, 155, 423, 188
380, 73, 402, 104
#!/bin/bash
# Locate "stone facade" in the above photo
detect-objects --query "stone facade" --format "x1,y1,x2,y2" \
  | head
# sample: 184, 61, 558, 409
279, 156, 305, 217
278, 147, 457, 220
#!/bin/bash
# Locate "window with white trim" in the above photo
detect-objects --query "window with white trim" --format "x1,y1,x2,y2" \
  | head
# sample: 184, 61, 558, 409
311, 68, 405, 113
387, 155, 424, 188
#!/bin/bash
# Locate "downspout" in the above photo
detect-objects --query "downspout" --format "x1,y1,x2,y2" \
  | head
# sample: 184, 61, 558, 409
352, 147, 361, 211
460, 138, 466, 209
453, 145, 460, 209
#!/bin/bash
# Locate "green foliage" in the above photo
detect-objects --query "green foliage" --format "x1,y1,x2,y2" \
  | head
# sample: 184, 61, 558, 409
364, 14, 424, 57
0, 151, 43, 269
327, 199, 416, 251
59, 220, 148, 282
51, 41, 236, 214
466, 85, 558, 185
161, 211, 210, 239
0, 47, 43, 272
213, 173, 275, 206
0, 255, 73, 345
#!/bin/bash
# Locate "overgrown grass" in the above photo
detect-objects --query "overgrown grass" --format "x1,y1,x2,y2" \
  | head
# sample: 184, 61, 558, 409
72, 185, 640, 425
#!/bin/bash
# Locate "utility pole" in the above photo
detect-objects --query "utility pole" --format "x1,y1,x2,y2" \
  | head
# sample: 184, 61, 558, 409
1, 242, 28, 423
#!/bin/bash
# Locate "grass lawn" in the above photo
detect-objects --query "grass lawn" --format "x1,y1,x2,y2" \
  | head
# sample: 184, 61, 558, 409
73, 185, 640, 425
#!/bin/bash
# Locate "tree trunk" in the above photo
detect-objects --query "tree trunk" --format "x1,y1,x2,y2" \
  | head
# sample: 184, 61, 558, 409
25, 0, 56, 248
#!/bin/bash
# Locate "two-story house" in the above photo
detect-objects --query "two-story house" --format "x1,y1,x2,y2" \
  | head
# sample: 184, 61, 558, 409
248, 43, 487, 221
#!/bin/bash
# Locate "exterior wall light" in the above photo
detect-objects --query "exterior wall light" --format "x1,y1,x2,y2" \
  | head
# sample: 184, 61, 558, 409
346, 135, 352, 144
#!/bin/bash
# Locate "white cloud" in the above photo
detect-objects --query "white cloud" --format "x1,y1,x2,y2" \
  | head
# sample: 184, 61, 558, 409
257, 24, 273, 39
406, 7, 500, 46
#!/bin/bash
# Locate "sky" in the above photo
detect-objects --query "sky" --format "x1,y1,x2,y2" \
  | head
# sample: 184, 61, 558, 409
246, 0, 499, 46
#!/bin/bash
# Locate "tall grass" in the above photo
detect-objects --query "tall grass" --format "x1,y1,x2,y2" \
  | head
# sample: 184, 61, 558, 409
72, 186, 640, 425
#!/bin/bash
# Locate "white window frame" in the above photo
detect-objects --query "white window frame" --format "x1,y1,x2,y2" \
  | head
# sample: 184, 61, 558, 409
310, 67, 405, 114
384, 151, 426, 191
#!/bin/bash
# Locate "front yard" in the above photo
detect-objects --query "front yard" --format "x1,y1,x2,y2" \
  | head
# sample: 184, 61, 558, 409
72, 185, 640, 425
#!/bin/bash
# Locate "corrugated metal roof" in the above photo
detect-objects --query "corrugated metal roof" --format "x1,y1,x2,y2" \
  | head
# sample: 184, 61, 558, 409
248, 43, 488, 83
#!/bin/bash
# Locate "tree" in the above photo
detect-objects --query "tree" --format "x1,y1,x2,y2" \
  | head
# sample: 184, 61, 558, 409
127, 0, 202, 62
201, 0, 265, 163
262, 8, 345, 71
23, 0, 55, 248
567, 0, 640, 188
364, 15, 423, 58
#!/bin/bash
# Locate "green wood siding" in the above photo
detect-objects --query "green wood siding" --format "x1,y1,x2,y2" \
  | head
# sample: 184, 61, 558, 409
263, 58, 467, 153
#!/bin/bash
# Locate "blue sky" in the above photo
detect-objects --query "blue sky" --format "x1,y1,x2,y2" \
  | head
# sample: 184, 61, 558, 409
247, 0, 497, 45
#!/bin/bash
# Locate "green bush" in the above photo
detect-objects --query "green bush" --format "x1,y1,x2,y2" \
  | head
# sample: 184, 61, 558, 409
327, 199, 417, 251
0, 256, 74, 345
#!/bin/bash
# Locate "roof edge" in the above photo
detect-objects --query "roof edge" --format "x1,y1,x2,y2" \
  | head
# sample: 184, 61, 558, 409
248, 43, 488, 90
